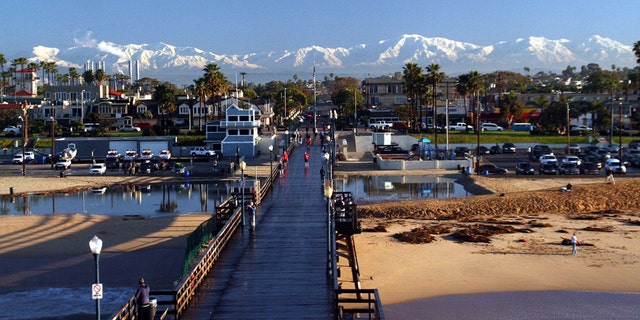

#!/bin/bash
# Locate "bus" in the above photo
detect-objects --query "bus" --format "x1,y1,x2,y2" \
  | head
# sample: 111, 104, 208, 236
512, 123, 533, 131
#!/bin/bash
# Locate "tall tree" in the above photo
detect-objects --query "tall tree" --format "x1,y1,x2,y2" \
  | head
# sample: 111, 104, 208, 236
12, 57, 28, 92
402, 62, 423, 129
68, 67, 80, 86
0, 53, 5, 101
95, 69, 107, 85
153, 81, 179, 134
425, 64, 444, 147
192, 77, 207, 130
82, 70, 95, 85
634, 40, 640, 64
202, 63, 228, 119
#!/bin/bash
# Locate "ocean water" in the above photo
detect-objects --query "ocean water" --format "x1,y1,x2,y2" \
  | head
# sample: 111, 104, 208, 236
383, 291, 640, 320
0, 287, 134, 320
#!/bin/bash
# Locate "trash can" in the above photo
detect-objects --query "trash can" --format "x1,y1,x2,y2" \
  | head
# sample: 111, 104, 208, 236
148, 298, 157, 320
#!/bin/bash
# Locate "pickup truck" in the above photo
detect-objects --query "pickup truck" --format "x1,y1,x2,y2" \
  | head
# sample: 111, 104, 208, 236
369, 121, 393, 130
190, 147, 216, 157
448, 122, 474, 131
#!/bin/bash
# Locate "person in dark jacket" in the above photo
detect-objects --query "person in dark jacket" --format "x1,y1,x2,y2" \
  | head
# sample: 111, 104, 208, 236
135, 278, 150, 317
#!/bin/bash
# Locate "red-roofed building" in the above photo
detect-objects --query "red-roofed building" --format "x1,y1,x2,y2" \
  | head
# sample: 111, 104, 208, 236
15, 69, 38, 97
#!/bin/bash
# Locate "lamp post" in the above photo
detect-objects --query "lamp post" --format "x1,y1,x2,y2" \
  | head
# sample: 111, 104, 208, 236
268, 145, 274, 176
50, 115, 55, 169
330, 110, 337, 166
240, 160, 246, 227
324, 149, 330, 181
284, 129, 289, 150
619, 101, 623, 160
80, 89, 85, 124
610, 86, 615, 144
89, 235, 103, 320
323, 184, 333, 276
565, 95, 571, 155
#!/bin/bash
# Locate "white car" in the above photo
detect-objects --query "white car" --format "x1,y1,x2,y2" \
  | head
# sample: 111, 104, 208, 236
481, 123, 504, 131
120, 125, 141, 132
561, 155, 581, 166
604, 158, 626, 174
539, 154, 558, 165
89, 163, 107, 175
12, 151, 35, 164
54, 159, 72, 170
158, 149, 172, 160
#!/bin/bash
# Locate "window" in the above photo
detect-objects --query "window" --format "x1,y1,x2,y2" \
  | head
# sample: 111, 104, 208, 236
239, 129, 250, 135
71, 107, 82, 118
137, 105, 147, 114
69, 92, 78, 101
239, 115, 250, 121
228, 129, 238, 135
179, 105, 189, 115
228, 116, 239, 122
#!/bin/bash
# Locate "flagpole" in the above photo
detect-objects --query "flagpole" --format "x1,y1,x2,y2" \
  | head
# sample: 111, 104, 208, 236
313, 63, 317, 130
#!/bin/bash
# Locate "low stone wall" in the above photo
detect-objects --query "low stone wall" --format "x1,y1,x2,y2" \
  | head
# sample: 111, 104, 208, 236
376, 154, 472, 170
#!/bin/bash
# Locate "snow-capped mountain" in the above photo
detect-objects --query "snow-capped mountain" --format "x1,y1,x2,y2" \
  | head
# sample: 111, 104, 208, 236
26, 34, 636, 84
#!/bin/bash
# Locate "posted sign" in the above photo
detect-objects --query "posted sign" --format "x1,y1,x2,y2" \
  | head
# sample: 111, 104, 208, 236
92, 283, 103, 299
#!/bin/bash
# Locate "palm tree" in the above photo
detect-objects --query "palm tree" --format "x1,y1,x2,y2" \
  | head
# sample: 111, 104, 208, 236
95, 69, 107, 86
402, 62, 423, 129
633, 40, 640, 64
192, 78, 207, 130
425, 64, 444, 149
0, 53, 6, 101
203, 63, 228, 120
12, 57, 28, 92
68, 67, 80, 86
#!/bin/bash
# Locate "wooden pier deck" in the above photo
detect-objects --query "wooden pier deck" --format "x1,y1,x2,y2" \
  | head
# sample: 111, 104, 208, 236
180, 144, 335, 319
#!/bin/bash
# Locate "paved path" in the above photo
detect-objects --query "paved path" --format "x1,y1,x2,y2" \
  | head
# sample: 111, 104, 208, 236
180, 143, 335, 319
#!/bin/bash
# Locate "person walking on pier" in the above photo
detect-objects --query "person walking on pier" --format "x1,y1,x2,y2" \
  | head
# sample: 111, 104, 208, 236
247, 200, 257, 230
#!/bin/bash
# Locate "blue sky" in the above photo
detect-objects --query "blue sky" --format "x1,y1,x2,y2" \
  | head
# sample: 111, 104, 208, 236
1, 0, 638, 56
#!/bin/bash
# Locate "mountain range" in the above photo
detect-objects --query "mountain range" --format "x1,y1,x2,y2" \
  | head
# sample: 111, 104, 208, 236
22, 34, 637, 85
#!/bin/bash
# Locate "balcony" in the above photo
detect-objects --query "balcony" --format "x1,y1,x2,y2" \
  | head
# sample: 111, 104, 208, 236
219, 120, 260, 128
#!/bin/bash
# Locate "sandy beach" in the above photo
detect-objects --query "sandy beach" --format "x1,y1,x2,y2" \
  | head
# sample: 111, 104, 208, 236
1, 171, 639, 318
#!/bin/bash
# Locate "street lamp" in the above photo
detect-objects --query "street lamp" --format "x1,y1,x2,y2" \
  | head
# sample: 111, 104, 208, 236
239, 160, 246, 227
89, 235, 103, 320
323, 149, 330, 181
268, 145, 274, 176
284, 129, 289, 150
323, 184, 333, 275
50, 116, 55, 169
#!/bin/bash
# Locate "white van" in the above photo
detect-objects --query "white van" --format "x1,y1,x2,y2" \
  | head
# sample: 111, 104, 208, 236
83, 123, 100, 132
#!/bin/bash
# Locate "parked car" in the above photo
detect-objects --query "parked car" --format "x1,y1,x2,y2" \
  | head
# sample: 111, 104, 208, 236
454, 147, 471, 158
539, 154, 558, 165
515, 162, 535, 175
190, 147, 216, 157
158, 149, 171, 160
120, 125, 141, 132
476, 163, 508, 175
481, 123, 504, 131
529, 145, 552, 161
539, 163, 559, 175
89, 163, 107, 175
489, 145, 501, 155
477, 146, 490, 155
561, 155, 581, 166
628, 140, 640, 150
12, 151, 35, 164
604, 158, 626, 174
105, 157, 120, 169
571, 125, 592, 132
580, 162, 600, 175
2, 125, 21, 135
564, 143, 581, 155
54, 159, 72, 170
502, 143, 516, 154
559, 163, 580, 175
140, 149, 154, 160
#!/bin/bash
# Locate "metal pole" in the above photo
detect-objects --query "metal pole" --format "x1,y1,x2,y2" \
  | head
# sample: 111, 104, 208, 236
94, 253, 101, 320
51, 113, 55, 169
241, 168, 245, 227
566, 99, 571, 155
476, 93, 481, 173
610, 86, 614, 143
619, 101, 623, 160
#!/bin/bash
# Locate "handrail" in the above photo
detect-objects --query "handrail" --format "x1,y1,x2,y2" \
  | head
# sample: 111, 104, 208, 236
336, 289, 385, 320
